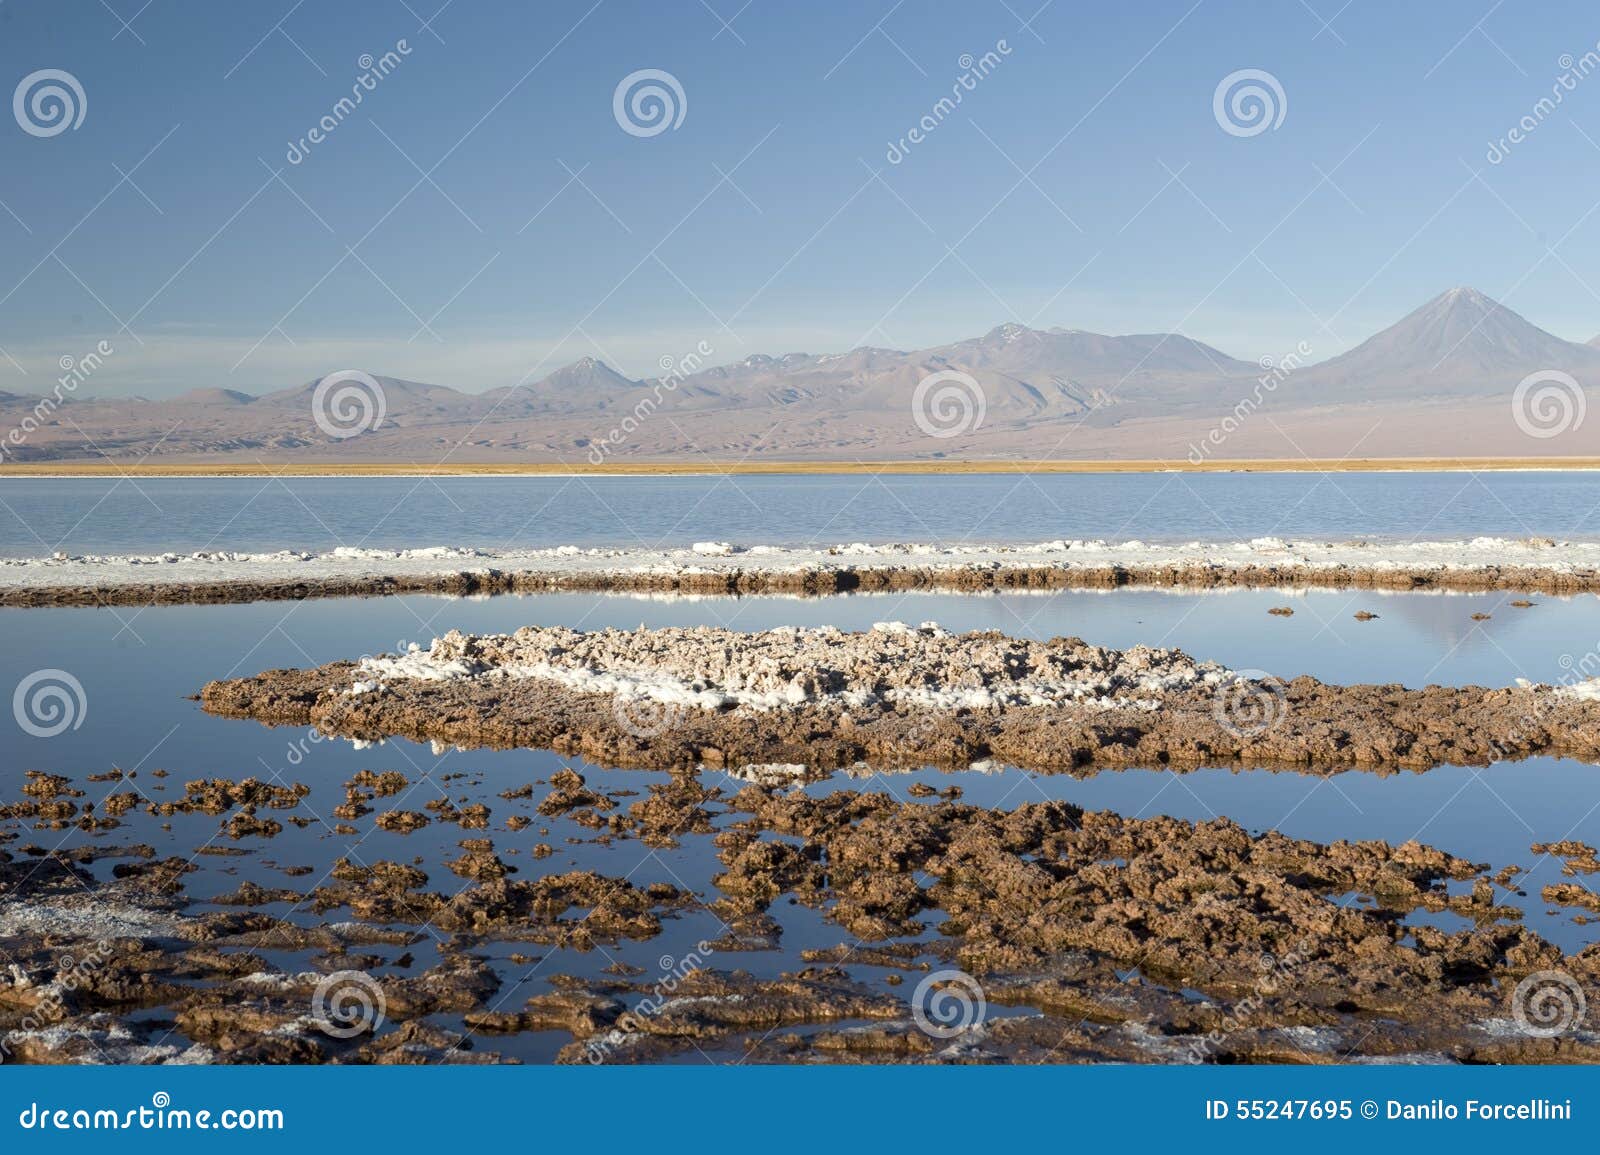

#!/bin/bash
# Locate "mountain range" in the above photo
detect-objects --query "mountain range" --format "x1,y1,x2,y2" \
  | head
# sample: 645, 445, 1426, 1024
5, 287, 1599, 463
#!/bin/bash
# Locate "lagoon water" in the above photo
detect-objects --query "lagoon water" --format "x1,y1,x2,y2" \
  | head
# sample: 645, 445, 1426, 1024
4, 471, 1600, 556
4, 474, 1600, 1061
4, 586, 1599, 1061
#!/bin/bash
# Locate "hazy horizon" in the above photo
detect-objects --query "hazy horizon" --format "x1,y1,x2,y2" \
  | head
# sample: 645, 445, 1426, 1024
6, 283, 1587, 403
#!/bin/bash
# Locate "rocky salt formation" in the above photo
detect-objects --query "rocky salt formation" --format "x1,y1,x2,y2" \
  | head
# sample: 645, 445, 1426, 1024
203, 622, 1600, 774
5, 782, 1597, 1065
348, 622, 1230, 713
0, 830, 681, 1064
568, 788, 1600, 1065
10, 536, 1600, 607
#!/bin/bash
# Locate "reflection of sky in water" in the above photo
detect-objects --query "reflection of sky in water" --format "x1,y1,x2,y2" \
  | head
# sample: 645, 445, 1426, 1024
7, 471, 1600, 556
3, 586, 1597, 1061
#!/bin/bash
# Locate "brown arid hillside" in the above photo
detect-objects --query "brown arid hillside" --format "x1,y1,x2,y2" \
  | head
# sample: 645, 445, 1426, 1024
4, 288, 1598, 466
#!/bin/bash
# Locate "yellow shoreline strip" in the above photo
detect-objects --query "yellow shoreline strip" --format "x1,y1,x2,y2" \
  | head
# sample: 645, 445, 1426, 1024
2, 458, 1600, 477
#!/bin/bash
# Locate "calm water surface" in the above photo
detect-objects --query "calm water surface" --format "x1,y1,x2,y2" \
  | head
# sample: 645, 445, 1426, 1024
5, 477, 1600, 1060
2, 588, 1595, 1025
5, 472, 1600, 555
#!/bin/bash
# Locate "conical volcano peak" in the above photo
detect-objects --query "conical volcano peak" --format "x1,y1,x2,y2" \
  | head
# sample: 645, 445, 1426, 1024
1299, 287, 1600, 400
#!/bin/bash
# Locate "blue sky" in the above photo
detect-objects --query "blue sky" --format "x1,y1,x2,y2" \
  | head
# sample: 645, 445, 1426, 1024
2, 0, 1600, 395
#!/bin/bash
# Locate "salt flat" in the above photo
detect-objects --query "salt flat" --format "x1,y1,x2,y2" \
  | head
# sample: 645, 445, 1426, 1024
5, 535, 1600, 601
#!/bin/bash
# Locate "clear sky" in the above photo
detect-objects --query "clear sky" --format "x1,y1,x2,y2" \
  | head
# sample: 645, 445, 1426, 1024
3, 0, 1600, 395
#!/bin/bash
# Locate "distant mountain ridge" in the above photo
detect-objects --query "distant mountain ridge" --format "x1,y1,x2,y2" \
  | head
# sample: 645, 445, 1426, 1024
4, 288, 1598, 462
1288, 287, 1600, 402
